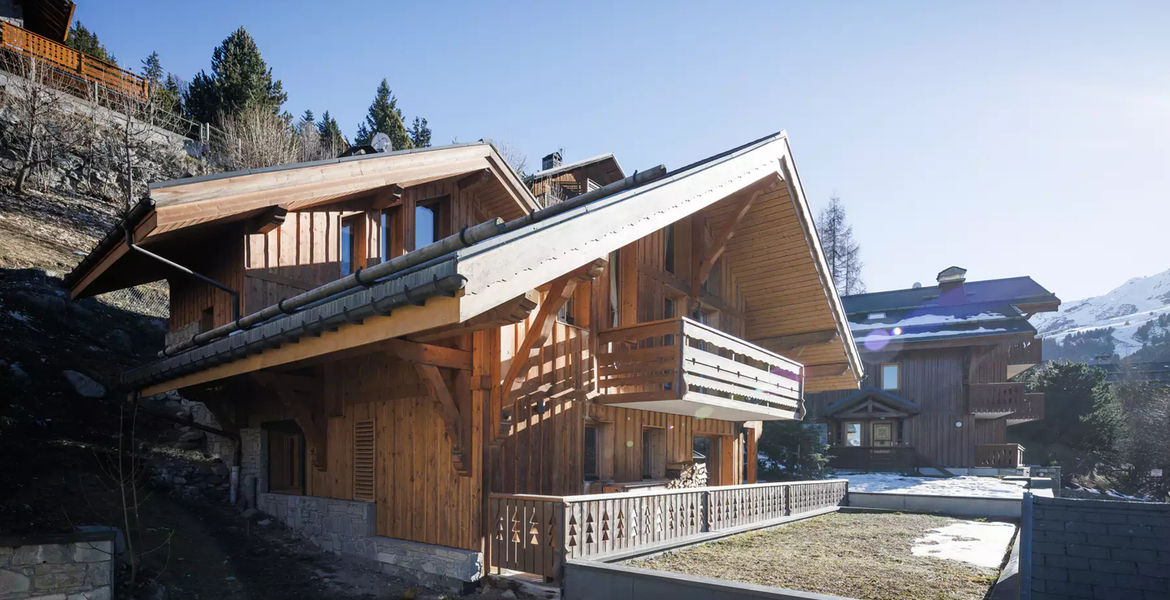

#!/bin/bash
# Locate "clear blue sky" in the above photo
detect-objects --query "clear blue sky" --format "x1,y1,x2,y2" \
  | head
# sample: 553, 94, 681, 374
78, 1, 1170, 302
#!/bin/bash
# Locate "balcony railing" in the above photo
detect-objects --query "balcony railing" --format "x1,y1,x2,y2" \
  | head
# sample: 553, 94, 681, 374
1009, 392, 1045, 425
487, 479, 849, 581
0, 21, 148, 101
597, 317, 804, 420
970, 382, 1025, 415
975, 443, 1025, 468
828, 446, 918, 471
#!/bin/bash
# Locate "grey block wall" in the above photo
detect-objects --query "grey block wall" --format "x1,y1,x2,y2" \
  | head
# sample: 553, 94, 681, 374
1029, 496, 1170, 600
0, 532, 116, 600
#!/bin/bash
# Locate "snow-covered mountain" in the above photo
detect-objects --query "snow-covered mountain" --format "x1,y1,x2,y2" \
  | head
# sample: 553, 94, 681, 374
1032, 268, 1170, 361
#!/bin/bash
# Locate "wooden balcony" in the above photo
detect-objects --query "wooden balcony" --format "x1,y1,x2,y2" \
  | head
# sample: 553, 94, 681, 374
598, 317, 803, 421
1006, 338, 1043, 378
975, 443, 1025, 468
0, 21, 148, 101
828, 446, 918, 471
1008, 393, 1045, 425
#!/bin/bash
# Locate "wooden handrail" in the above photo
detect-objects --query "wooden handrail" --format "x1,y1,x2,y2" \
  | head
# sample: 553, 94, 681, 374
0, 21, 148, 101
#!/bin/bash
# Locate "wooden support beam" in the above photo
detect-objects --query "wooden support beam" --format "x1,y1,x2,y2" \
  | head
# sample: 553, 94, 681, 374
246, 206, 288, 235
378, 338, 473, 370
455, 168, 492, 192
500, 259, 607, 405
637, 263, 745, 321
696, 188, 765, 288
407, 290, 539, 343
301, 185, 404, 213
752, 329, 840, 352
804, 362, 851, 378
414, 364, 470, 476
250, 372, 328, 471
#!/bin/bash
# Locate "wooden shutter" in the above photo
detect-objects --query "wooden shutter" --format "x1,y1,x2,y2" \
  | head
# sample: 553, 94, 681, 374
353, 419, 376, 501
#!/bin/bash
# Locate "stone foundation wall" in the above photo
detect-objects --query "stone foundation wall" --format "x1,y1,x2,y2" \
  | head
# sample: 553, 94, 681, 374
238, 428, 267, 508
258, 493, 481, 592
0, 532, 115, 600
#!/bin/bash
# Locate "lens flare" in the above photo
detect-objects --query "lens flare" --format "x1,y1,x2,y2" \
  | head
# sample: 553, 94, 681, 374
893, 327, 903, 336
694, 406, 714, 420
863, 330, 890, 351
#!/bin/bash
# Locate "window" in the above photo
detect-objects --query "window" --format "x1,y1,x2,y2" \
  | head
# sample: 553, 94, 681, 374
881, 364, 900, 390
340, 215, 359, 275
584, 425, 599, 481
414, 196, 447, 250
843, 422, 863, 447
664, 224, 676, 274
557, 288, 576, 325
268, 427, 305, 494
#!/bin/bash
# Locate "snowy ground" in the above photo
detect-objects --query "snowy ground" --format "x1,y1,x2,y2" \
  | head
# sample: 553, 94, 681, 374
911, 521, 1017, 568
844, 473, 1053, 498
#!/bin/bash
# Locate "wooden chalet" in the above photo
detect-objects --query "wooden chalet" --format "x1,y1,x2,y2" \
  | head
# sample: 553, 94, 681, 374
805, 266, 1061, 473
65, 133, 862, 588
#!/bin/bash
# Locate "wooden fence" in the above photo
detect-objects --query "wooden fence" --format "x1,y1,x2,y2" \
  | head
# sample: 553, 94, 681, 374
487, 479, 848, 582
0, 21, 148, 101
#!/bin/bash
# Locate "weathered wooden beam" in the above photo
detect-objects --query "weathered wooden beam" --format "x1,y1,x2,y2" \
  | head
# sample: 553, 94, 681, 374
637, 263, 745, 321
804, 362, 851, 378
407, 290, 539, 343
250, 372, 328, 471
246, 206, 288, 235
500, 259, 607, 405
752, 329, 840, 352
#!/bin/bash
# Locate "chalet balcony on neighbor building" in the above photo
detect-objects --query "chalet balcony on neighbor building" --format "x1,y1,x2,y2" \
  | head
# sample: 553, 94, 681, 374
970, 382, 1044, 424
974, 443, 1025, 468
597, 317, 803, 421
1006, 338, 1043, 379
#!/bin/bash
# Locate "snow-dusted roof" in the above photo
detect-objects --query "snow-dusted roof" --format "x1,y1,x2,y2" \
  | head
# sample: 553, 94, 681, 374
524, 153, 624, 182
847, 301, 1037, 347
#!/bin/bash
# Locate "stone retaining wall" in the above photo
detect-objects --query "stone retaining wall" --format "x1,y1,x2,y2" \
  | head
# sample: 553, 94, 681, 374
257, 492, 481, 592
0, 532, 115, 600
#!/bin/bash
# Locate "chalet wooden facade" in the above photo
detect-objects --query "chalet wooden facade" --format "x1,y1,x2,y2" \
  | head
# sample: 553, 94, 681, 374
805, 267, 1060, 472
65, 133, 862, 588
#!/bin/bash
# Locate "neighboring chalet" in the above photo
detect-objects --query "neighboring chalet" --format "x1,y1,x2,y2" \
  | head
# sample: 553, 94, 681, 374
805, 267, 1060, 473
525, 151, 625, 207
65, 133, 863, 589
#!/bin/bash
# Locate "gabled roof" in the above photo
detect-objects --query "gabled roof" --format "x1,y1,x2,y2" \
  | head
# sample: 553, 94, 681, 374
841, 276, 1060, 351
65, 141, 538, 299
126, 130, 866, 396
825, 387, 920, 416
524, 153, 624, 183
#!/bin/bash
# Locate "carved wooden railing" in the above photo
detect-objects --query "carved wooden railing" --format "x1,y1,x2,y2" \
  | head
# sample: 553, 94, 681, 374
598, 317, 804, 419
1010, 392, 1045, 424
970, 382, 1026, 414
0, 21, 149, 100
975, 443, 1025, 468
487, 479, 848, 582
1007, 339, 1042, 365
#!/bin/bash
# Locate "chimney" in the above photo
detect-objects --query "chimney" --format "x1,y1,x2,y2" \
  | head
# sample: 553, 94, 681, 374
936, 266, 967, 305
542, 151, 562, 171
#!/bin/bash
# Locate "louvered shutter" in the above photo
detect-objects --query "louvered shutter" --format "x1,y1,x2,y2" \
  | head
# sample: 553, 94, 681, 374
353, 419, 375, 501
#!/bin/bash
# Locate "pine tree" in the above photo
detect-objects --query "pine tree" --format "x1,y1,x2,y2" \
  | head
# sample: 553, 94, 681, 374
354, 79, 411, 150
183, 27, 287, 124
300, 109, 314, 127
67, 22, 116, 65
316, 110, 347, 157
816, 195, 865, 295
158, 74, 184, 115
409, 117, 432, 148
140, 52, 164, 89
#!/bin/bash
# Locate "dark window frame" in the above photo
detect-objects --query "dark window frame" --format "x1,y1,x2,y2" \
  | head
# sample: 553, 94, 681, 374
584, 425, 599, 481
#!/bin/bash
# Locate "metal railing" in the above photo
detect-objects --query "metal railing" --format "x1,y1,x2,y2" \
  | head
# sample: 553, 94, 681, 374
487, 479, 848, 582
597, 317, 804, 419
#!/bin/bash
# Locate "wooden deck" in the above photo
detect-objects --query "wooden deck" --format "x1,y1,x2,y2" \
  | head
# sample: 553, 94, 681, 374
597, 317, 804, 421
487, 479, 848, 582
0, 21, 148, 101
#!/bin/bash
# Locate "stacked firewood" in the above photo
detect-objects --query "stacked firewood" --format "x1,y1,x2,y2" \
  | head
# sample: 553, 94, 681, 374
666, 462, 708, 489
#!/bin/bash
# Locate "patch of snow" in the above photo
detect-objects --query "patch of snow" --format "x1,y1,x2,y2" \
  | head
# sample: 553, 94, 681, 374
7, 310, 29, 322
851, 312, 1010, 334
912, 521, 1016, 568
844, 474, 1039, 498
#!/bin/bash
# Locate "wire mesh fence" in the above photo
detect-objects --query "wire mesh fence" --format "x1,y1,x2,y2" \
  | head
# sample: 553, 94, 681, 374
93, 280, 170, 320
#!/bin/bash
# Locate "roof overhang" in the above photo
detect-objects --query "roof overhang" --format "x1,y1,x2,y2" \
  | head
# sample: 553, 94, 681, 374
824, 387, 920, 418
65, 142, 538, 300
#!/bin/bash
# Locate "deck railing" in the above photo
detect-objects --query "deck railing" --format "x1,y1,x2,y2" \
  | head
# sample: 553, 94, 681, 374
975, 443, 1025, 468
1009, 392, 1045, 424
487, 479, 848, 582
0, 21, 148, 101
970, 382, 1026, 414
597, 317, 803, 419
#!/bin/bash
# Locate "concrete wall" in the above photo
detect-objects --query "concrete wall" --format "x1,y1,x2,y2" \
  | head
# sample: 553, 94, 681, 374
257, 492, 482, 592
564, 560, 854, 600
1027, 495, 1169, 600
0, 531, 116, 600
847, 492, 1022, 518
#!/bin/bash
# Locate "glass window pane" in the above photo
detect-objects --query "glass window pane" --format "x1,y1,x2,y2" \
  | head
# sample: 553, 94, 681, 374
844, 422, 862, 447
380, 211, 392, 262
416, 204, 436, 249
584, 426, 598, 479
340, 222, 353, 275
882, 364, 899, 390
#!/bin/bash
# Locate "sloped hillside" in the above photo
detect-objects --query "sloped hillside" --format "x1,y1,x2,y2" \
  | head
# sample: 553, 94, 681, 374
1033, 268, 1170, 362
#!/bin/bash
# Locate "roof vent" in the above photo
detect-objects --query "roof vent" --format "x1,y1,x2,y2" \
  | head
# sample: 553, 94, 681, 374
937, 266, 968, 306
542, 151, 563, 171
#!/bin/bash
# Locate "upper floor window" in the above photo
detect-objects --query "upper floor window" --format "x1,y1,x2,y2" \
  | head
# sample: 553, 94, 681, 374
881, 363, 900, 390
584, 425, 599, 481
380, 208, 395, 262
664, 224, 676, 274
414, 196, 447, 250
340, 215, 359, 275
